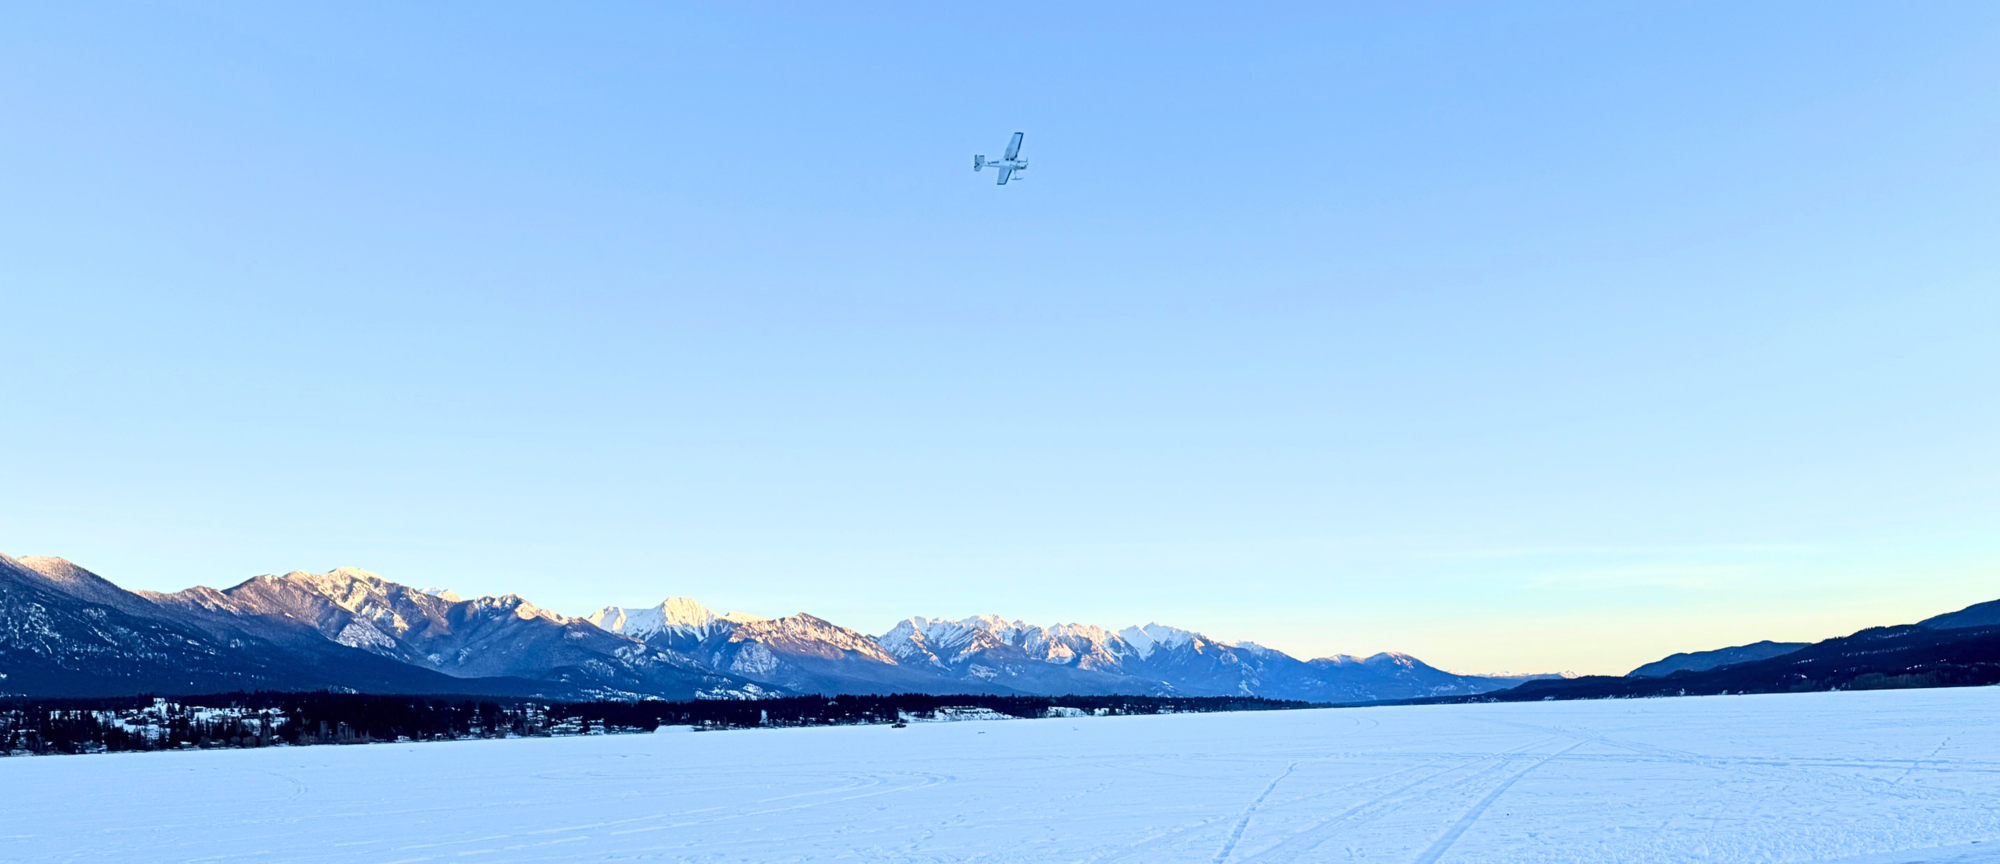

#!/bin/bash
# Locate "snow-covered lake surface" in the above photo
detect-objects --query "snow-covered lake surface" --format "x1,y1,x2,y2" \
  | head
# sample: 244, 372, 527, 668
8, 688, 2000, 863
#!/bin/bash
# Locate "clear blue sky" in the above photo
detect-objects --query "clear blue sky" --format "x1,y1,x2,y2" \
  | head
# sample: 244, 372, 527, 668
3, 3, 1995, 675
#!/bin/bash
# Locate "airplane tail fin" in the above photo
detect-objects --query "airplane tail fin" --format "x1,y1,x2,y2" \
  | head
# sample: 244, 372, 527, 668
973, 155, 985, 171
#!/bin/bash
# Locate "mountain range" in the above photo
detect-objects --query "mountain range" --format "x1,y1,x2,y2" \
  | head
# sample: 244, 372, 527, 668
0, 553, 1544, 702
14, 551, 1997, 707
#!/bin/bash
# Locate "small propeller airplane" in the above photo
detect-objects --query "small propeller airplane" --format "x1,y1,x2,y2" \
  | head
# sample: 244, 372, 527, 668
973, 132, 1027, 185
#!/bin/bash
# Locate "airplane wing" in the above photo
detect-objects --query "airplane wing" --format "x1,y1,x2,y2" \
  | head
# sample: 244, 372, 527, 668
1004, 132, 1023, 160
995, 165, 1013, 185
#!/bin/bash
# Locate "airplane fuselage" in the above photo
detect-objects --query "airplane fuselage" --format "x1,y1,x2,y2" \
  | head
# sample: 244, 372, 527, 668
974, 157, 1028, 173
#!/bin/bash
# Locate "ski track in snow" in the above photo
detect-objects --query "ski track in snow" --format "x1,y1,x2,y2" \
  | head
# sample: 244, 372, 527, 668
10, 689, 2000, 863
1213, 760, 1298, 863
1410, 741, 1585, 864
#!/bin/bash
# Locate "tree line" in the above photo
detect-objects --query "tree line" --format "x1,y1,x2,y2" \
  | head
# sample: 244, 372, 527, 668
0, 691, 1318, 756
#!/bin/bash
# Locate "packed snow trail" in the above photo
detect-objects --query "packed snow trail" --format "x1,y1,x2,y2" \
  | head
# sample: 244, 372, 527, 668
8, 688, 2000, 863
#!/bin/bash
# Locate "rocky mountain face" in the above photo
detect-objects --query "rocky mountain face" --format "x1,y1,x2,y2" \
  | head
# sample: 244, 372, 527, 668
689, 614, 962, 695
2, 558, 765, 700
137, 568, 765, 700
875, 615, 1142, 694
2, 554, 1541, 703
609, 605, 1536, 702
0, 554, 293, 697
0, 556, 578, 699
875, 614, 1523, 702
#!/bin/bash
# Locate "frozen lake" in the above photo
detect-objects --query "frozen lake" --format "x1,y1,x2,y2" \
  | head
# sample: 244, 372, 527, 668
7, 688, 2000, 863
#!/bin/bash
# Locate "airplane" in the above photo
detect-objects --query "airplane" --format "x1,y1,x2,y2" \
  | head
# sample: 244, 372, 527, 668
973, 132, 1027, 185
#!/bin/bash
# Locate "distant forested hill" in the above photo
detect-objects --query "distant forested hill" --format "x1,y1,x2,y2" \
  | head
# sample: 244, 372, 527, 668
1451, 623, 2000, 703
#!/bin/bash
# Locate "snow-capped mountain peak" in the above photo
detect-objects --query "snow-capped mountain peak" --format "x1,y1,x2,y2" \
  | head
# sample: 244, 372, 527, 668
656, 597, 717, 626
585, 597, 760, 649
588, 598, 709, 636
1118, 622, 1198, 659
879, 615, 1022, 658
874, 615, 1141, 674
